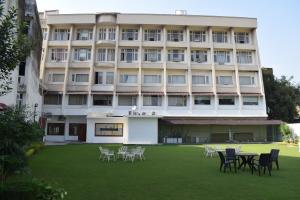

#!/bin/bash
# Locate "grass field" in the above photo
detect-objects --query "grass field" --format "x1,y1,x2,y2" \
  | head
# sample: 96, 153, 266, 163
23, 143, 300, 200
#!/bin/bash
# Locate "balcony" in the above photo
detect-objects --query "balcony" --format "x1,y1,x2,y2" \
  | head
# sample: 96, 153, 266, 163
190, 42, 210, 49
214, 64, 235, 71
96, 40, 116, 46
238, 64, 259, 71
45, 84, 64, 92
191, 63, 212, 70
166, 41, 187, 48
116, 85, 139, 93
142, 41, 164, 47
141, 85, 164, 93
95, 62, 115, 68
118, 40, 140, 47
192, 85, 213, 93
91, 85, 114, 92
240, 86, 261, 94
66, 85, 89, 92
235, 43, 256, 50
48, 40, 69, 47
45, 62, 67, 68
216, 85, 237, 93
72, 40, 93, 47
141, 62, 163, 69
166, 62, 188, 69
118, 62, 139, 69
167, 85, 188, 93
69, 61, 91, 68
213, 43, 234, 49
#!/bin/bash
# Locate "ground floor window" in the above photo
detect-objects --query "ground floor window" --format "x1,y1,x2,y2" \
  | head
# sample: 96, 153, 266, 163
118, 95, 137, 106
168, 95, 187, 106
93, 95, 113, 106
68, 94, 87, 105
243, 96, 259, 105
47, 123, 65, 135
95, 123, 123, 136
44, 94, 62, 105
143, 95, 162, 106
194, 96, 211, 105
219, 96, 235, 105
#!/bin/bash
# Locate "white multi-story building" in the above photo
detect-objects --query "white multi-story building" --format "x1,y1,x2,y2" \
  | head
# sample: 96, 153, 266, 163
39, 11, 281, 144
0, 0, 42, 122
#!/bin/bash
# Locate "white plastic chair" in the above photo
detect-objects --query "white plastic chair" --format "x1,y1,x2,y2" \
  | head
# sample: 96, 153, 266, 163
204, 146, 216, 158
117, 146, 128, 159
134, 147, 145, 160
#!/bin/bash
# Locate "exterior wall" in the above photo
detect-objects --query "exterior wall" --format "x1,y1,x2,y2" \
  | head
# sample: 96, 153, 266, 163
288, 123, 300, 137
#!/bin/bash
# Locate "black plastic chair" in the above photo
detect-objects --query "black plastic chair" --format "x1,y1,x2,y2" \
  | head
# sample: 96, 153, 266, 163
217, 151, 234, 172
270, 149, 280, 170
225, 148, 238, 172
251, 153, 272, 176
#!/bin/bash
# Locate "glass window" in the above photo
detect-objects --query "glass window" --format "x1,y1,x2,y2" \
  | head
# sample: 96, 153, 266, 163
219, 96, 235, 105
106, 72, 114, 84
72, 74, 89, 82
120, 48, 138, 62
192, 75, 209, 85
74, 48, 91, 61
143, 95, 162, 106
68, 94, 87, 105
234, 32, 249, 44
98, 28, 107, 40
94, 72, 103, 84
168, 50, 185, 62
97, 48, 115, 62
119, 74, 137, 84
191, 50, 207, 63
122, 29, 138, 40
108, 28, 116, 40
217, 76, 233, 85
95, 123, 123, 136
237, 51, 253, 64
167, 30, 184, 41
118, 95, 137, 106
212, 31, 228, 43
144, 75, 161, 84
239, 76, 255, 85
47, 123, 64, 135
194, 96, 211, 105
69, 123, 85, 136
243, 96, 259, 105
168, 75, 186, 84
50, 48, 68, 62
168, 95, 187, 106
49, 73, 64, 83
76, 29, 93, 40
144, 29, 161, 41
214, 51, 231, 64
190, 31, 206, 42
93, 95, 113, 106
44, 94, 62, 105
144, 49, 161, 62
53, 29, 70, 41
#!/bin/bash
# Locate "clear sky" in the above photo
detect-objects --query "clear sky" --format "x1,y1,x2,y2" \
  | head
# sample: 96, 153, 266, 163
36, 0, 300, 83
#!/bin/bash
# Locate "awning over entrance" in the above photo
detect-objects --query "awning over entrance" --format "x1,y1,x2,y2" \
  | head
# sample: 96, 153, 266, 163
160, 117, 283, 126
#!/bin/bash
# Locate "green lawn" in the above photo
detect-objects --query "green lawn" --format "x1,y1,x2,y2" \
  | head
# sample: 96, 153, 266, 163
24, 143, 300, 200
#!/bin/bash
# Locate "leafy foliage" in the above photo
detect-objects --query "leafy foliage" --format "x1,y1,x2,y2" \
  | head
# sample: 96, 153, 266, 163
0, 1, 31, 96
0, 106, 43, 181
263, 68, 300, 122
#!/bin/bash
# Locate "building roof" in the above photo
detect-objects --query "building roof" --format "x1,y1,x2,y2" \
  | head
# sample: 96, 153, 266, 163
160, 117, 283, 125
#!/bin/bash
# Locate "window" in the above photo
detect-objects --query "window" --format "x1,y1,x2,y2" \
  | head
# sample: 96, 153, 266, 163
74, 48, 91, 61
76, 29, 93, 40
47, 123, 64, 135
194, 96, 211, 105
239, 76, 255, 85
219, 96, 235, 105
69, 124, 85, 136
53, 29, 70, 40
168, 50, 185, 62
48, 73, 64, 83
122, 29, 138, 40
191, 50, 207, 63
212, 31, 228, 43
44, 94, 62, 105
49, 48, 68, 62
235, 32, 249, 44
168, 95, 187, 106
93, 95, 113, 106
97, 48, 115, 62
108, 28, 116, 40
144, 49, 161, 62
98, 28, 107, 40
143, 95, 162, 106
168, 75, 186, 84
119, 74, 137, 84
217, 76, 233, 85
237, 51, 253, 64
190, 31, 206, 42
192, 75, 209, 85
94, 72, 114, 85
72, 74, 89, 83
167, 30, 184, 42
120, 48, 138, 62
95, 123, 123, 136
144, 29, 161, 41
68, 94, 87, 105
214, 51, 231, 64
243, 96, 259, 105
144, 75, 161, 84
118, 95, 137, 106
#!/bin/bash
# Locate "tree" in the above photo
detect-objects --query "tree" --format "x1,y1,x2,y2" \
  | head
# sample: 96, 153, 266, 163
0, 106, 43, 182
0, 1, 31, 96
262, 68, 300, 122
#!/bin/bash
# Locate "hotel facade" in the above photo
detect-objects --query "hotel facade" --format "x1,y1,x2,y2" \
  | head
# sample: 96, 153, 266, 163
39, 11, 281, 144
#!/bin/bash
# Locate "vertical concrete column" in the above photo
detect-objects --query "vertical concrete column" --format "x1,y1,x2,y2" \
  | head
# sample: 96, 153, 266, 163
113, 25, 120, 109
88, 24, 97, 108
186, 27, 192, 111
40, 25, 51, 80
138, 25, 143, 111
162, 26, 168, 111
64, 117, 69, 140
231, 28, 242, 111
208, 27, 217, 112
62, 25, 74, 114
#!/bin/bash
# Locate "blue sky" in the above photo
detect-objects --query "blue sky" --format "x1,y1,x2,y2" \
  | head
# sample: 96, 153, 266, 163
36, 0, 300, 83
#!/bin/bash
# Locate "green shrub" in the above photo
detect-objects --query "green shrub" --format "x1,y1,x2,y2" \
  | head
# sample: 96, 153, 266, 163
0, 179, 67, 200
25, 148, 35, 157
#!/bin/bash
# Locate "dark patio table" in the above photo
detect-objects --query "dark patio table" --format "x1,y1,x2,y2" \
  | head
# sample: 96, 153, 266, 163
236, 152, 258, 170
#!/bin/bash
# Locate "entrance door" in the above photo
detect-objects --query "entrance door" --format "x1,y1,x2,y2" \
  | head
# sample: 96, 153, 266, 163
69, 123, 86, 142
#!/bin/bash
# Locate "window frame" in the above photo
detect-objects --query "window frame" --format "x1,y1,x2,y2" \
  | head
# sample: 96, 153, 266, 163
168, 95, 187, 107
143, 95, 162, 106
194, 96, 211, 105
93, 95, 113, 106
218, 96, 235, 105
47, 123, 65, 136
95, 123, 123, 137
120, 48, 138, 63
